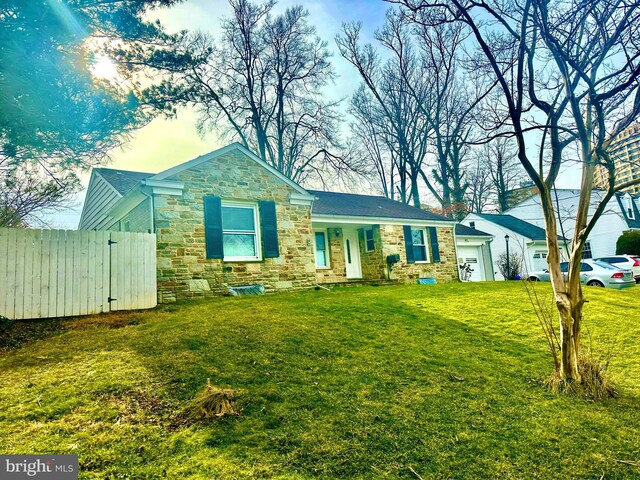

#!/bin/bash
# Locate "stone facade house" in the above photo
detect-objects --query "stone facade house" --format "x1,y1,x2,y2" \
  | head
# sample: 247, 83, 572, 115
79, 143, 458, 302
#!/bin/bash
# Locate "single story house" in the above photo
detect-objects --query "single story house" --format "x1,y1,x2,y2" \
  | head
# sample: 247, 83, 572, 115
454, 224, 494, 282
79, 143, 459, 302
461, 212, 568, 280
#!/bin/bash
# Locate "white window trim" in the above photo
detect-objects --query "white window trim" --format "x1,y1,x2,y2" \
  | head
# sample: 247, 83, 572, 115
313, 229, 331, 269
365, 228, 375, 252
222, 201, 262, 262
412, 227, 431, 264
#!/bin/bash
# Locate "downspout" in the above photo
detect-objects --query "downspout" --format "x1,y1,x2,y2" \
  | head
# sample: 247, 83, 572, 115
140, 188, 155, 233
453, 224, 461, 281
485, 237, 495, 281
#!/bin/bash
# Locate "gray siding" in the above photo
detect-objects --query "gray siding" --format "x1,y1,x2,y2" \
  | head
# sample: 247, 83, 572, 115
78, 172, 121, 230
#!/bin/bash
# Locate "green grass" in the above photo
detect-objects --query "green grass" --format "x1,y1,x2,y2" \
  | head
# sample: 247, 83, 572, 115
1, 282, 639, 479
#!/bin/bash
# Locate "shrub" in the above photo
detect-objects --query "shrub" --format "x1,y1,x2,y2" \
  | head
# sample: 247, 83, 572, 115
616, 231, 640, 255
496, 252, 523, 280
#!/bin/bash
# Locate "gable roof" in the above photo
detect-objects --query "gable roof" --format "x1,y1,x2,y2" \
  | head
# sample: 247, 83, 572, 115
149, 143, 313, 198
308, 190, 452, 222
474, 213, 556, 241
95, 168, 153, 196
615, 192, 640, 228
455, 223, 492, 237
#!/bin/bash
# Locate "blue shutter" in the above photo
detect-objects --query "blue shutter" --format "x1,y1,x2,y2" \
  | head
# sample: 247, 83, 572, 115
428, 226, 440, 263
203, 196, 223, 259
259, 200, 279, 258
403, 225, 415, 264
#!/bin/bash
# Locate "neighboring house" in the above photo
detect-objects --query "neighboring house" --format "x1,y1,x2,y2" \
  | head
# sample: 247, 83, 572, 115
461, 213, 568, 280
79, 143, 459, 302
504, 189, 640, 259
454, 224, 494, 282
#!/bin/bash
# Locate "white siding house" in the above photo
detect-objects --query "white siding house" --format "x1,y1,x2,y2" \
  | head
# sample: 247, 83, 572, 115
462, 213, 568, 280
454, 224, 494, 281
505, 189, 640, 258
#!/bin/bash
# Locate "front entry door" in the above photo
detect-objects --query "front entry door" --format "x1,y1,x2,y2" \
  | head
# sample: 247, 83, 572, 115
343, 229, 362, 279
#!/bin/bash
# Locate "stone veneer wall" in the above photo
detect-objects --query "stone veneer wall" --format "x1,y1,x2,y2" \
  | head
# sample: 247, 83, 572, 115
154, 150, 316, 302
380, 224, 459, 283
359, 225, 386, 280
315, 224, 458, 284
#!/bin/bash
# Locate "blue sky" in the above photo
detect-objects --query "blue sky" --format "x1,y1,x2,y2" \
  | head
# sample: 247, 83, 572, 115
49, 0, 389, 228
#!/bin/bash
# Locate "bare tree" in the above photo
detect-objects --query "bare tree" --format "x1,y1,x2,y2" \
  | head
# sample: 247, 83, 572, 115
338, 20, 435, 207
412, 20, 487, 218
339, 11, 489, 215
149, 0, 343, 183
465, 155, 493, 213
393, 0, 640, 390
481, 137, 528, 212
0, 163, 79, 227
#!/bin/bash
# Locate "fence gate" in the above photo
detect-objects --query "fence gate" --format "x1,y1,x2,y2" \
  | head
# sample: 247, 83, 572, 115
0, 228, 156, 320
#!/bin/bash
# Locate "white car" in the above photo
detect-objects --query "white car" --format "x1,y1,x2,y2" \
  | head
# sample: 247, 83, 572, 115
526, 260, 636, 289
594, 255, 640, 283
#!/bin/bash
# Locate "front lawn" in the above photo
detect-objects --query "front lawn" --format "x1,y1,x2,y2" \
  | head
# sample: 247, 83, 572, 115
1, 283, 639, 479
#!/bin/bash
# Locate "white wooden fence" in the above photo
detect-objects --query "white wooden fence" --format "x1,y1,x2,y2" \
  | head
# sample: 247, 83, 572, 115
0, 228, 157, 320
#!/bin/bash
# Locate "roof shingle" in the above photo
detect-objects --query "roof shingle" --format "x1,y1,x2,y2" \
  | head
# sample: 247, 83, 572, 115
474, 213, 559, 240
95, 168, 153, 196
455, 224, 492, 237
308, 190, 452, 222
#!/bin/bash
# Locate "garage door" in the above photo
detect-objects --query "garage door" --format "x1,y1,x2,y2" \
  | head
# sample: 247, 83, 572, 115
457, 246, 484, 282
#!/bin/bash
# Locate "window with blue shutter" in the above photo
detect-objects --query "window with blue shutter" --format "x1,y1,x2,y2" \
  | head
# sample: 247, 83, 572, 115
259, 200, 279, 258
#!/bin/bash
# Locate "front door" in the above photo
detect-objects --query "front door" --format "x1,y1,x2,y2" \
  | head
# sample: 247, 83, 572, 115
343, 229, 362, 279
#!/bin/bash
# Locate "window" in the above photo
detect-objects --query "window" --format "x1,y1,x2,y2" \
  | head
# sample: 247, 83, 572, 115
314, 230, 329, 268
626, 197, 635, 219
221, 203, 260, 260
582, 241, 592, 259
365, 229, 375, 252
411, 228, 430, 262
469, 221, 476, 229
580, 262, 593, 272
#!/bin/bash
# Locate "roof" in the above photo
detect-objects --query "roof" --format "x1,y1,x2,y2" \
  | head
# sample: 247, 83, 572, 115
455, 224, 492, 237
308, 190, 452, 222
474, 213, 560, 241
95, 168, 153, 196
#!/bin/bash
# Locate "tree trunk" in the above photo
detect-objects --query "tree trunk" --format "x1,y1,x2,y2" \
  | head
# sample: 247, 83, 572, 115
539, 186, 585, 382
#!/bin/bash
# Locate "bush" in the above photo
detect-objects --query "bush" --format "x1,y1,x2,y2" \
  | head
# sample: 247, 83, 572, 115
496, 252, 523, 280
616, 231, 640, 255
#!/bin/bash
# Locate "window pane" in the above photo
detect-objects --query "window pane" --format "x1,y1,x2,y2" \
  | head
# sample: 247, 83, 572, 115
315, 232, 326, 250
222, 206, 255, 231
412, 229, 424, 245
315, 250, 327, 267
366, 229, 374, 251
223, 233, 256, 257
413, 245, 427, 262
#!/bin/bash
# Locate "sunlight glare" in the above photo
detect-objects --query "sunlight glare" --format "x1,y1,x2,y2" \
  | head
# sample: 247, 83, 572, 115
91, 55, 118, 81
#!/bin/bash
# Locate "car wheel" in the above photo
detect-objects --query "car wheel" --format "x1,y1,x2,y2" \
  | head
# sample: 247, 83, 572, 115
587, 280, 604, 288
528, 277, 539, 282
